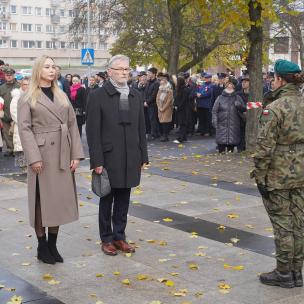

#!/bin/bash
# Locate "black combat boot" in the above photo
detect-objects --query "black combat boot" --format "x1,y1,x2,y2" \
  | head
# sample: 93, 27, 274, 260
48, 232, 64, 263
293, 270, 303, 287
37, 235, 56, 264
259, 269, 295, 288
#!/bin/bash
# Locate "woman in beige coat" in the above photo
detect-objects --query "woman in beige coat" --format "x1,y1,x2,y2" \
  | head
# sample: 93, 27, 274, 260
18, 56, 84, 265
156, 73, 173, 142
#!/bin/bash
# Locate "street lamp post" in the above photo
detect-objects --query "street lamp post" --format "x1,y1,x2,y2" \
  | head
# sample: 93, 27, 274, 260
87, 0, 91, 77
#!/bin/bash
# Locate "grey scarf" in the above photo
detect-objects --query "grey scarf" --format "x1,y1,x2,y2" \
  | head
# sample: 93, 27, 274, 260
109, 78, 131, 124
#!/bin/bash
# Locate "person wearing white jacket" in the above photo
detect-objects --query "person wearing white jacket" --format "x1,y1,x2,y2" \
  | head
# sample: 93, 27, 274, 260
10, 77, 29, 168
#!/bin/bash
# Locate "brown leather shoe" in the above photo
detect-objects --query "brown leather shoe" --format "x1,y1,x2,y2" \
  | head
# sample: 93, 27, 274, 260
101, 242, 118, 256
113, 240, 135, 253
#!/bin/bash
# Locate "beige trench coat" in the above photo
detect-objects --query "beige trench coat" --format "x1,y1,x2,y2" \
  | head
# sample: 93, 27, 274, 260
156, 89, 173, 123
18, 93, 84, 228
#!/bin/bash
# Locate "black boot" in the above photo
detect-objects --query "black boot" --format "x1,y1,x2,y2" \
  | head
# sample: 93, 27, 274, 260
48, 233, 64, 263
293, 270, 303, 287
259, 269, 295, 288
37, 235, 56, 264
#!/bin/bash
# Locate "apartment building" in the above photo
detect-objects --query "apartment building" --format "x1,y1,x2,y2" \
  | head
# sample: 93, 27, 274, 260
0, 0, 114, 66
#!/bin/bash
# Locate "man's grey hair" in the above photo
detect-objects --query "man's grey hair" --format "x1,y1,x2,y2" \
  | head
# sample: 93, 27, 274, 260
108, 55, 130, 68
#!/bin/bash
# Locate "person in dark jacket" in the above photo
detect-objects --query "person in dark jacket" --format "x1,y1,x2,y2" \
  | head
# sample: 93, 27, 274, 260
56, 66, 70, 99
212, 78, 245, 153
236, 75, 250, 152
134, 71, 150, 135
196, 74, 214, 136
212, 73, 227, 103
86, 55, 148, 257
174, 77, 189, 143
144, 67, 160, 139
70, 75, 86, 137
0, 60, 5, 86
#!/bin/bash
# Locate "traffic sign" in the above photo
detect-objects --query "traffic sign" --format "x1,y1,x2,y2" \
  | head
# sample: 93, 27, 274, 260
81, 48, 94, 65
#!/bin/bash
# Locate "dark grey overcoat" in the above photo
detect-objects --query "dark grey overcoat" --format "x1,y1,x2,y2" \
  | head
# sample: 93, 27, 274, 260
86, 80, 149, 188
212, 91, 245, 146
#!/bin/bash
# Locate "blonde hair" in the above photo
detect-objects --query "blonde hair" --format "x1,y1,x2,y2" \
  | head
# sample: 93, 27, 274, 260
25, 55, 68, 107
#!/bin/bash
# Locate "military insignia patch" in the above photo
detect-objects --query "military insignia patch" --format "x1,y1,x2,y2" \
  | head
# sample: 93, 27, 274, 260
260, 108, 273, 122
263, 109, 269, 115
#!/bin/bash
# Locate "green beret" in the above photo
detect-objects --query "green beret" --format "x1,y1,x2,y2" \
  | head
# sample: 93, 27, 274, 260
3, 67, 15, 75
274, 59, 301, 75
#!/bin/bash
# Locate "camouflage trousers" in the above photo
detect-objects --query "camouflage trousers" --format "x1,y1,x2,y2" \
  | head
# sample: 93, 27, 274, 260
262, 188, 304, 272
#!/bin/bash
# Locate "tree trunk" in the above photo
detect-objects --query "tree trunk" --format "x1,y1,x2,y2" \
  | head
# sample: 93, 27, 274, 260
298, 36, 304, 69
245, 0, 264, 152
167, 0, 183, 75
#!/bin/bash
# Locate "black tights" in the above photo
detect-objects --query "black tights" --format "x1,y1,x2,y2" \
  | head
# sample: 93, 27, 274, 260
35, 178, 59, 238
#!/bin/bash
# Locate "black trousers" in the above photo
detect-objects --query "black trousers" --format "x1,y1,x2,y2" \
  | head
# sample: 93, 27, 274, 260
99, 188, 131, 243
197, 108, 211, 134
161, 122, 171, 136
177, 110, 187, 141
144, 107, 151, 135
148, 104, 160, 138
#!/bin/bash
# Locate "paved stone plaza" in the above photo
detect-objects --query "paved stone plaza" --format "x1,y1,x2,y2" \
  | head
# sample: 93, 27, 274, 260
1, 135, 304, 304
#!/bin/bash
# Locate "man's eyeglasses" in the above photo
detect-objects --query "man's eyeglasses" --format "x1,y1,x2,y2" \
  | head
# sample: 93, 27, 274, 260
110, 67, 131, 72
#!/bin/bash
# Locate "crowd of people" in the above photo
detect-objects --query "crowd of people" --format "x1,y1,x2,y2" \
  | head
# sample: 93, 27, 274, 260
0, 56, 291, 169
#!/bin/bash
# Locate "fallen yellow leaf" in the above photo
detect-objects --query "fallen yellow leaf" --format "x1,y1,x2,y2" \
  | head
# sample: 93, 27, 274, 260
158, 258, 169, 263
163, 218, 173, 222
194, 252, 206, 257
245, 224, 254, 229
170, 272, 179, 276
8, 208, 19, 212
149, 301, 162, 304
165, 280, 175, 287
42, 273, 53, 280
113, 271, 120, 275
218, 225, 226, 230
121, 279, 131, 285
0, 284, 5, 289
90, 294, 97, 298
48, 279, 60, 285
218, 282, 231, 289
6, 295, 23, 304
133, 186, 143, 195
136, 274, 148, 280
227, 213, 239, 219
21, 262, 31, 266
96, 273, 104, 278
224, 264, 244, 271
230, 238, 240, 244
159, 241, 167, 246
188, 263, 199, 270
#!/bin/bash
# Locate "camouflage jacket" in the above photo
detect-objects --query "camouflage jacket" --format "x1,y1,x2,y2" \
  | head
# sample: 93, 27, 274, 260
252, 83, 304, 190
0, 80, 20, 123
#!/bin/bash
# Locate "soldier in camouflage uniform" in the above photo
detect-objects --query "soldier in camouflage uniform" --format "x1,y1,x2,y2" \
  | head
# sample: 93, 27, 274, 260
251, 59, 304, 288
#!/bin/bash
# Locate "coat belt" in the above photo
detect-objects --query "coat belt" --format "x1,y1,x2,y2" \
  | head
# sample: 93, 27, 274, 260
32, 124, 70, 170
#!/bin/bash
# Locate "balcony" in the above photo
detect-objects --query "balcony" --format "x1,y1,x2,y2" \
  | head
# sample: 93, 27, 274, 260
0, 30, 11, 39
50, 0, 61, 7
51, 15, 60, 24
0, 12, 10, 20
0, 0, 9, 3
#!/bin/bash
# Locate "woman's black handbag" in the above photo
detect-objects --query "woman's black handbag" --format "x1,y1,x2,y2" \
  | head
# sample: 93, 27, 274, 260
91, 169, 111, 198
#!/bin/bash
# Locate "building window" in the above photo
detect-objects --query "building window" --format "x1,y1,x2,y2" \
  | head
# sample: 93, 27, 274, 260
10, 23, 17, 31
60, 9, 64, 17
46, 41, 54, 49
46, 25, 55, 33
22, 24, 33, 32
68, 10, 74, 17
0, 40, 7, 48
35, 24, 42, 32
10, 5, 17, 14
59, 26, 65, 33
10, 40, 17, 48
60, 41, 65, 48
21, 6, 32, 15
99, 42, 107, 50
36, 41, 42, 48
0, 6, 6, 13
35, 7, 42, 16
0, 22, 7, 30
273, 37, 289, 54
46, 8, 55, 16
22, 40, 35, 48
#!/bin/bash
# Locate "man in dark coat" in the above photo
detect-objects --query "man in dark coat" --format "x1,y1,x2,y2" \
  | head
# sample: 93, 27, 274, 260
144, 67, 160, 139
55, 66, 71, 99
86, 54, 149, 256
